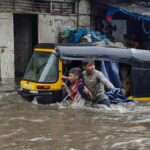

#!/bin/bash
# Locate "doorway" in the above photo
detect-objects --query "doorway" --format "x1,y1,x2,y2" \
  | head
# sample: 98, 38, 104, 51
14, 14, 38, 81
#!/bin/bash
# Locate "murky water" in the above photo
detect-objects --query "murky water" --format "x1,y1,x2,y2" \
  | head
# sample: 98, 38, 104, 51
0, 89, 150, 150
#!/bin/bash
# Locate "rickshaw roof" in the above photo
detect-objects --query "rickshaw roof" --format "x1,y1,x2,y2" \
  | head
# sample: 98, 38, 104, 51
56, 45, 150, 62
35, 43, 57, 49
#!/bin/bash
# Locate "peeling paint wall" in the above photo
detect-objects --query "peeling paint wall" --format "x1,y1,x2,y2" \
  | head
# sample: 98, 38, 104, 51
39, 0, 90, 43
79, 0, 91, 27
0, 13, 14, 83
39, 15, 77, 43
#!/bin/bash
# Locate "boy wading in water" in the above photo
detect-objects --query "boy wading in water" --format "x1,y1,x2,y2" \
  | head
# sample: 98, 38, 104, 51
63, 68, 92, 102
82, 60, 115, 107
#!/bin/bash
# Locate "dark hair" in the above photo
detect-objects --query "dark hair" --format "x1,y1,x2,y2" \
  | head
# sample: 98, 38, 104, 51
82, 59, 95, 66
69, 67, 82, 79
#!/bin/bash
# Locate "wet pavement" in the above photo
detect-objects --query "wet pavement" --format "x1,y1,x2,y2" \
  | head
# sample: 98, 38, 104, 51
0, 84, 150, 150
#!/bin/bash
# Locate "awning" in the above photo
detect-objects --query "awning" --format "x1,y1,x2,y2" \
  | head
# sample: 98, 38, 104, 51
94, 0, 150, 21
107, 4, 150, 21
106, 4, 150, 34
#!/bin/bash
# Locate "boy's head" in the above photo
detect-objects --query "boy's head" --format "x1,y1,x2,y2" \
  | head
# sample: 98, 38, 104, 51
82, 59, 95, 74
68, 68, 82, 83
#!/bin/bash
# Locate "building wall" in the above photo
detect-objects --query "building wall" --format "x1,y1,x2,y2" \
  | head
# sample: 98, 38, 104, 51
0, 0, 91, 81
108, 20, 127, 42
39, 0, 90, 43
78, 0, 91, 27
0, 13, 14, 83
39, 15, 77, 43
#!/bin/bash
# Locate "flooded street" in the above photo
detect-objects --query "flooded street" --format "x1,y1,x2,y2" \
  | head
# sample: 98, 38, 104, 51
0, 86, 150, 150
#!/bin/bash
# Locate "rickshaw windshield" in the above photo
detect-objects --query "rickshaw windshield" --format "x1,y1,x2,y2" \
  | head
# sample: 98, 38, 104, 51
23, 52, 58, 83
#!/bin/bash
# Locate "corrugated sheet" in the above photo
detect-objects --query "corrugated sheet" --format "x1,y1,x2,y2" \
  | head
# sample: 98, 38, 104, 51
113, 3, 150, 17
94, 0, 150, 17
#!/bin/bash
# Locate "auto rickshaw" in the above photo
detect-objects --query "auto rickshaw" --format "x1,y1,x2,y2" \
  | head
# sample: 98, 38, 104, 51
18, 43, 150, 104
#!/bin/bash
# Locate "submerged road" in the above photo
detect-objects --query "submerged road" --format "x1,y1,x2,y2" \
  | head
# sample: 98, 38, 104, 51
0, 84, 150, 150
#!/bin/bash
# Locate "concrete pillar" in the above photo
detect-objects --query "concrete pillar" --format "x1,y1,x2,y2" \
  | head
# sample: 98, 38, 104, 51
38, 15, 55, 43
79, 0, 91, 27
0, 13, 15, 83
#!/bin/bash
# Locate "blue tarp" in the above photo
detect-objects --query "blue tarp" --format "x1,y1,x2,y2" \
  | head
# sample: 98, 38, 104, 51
107, 6, 150, 21
101, 60, 121, 88
69, 28, 89, 43
63, 27, 111, 44
106, 88, 134, 104
100, 61, 134, 104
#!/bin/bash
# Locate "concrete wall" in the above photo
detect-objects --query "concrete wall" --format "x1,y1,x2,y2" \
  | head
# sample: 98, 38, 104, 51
0, 13, 14, 83
112, 20, 127, 42
39, 15, 77, 43
78, 0, 91, 27
39, 0, 90, 43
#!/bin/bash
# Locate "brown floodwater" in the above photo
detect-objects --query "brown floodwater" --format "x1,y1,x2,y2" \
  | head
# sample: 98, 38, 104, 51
0, 90, 150, 150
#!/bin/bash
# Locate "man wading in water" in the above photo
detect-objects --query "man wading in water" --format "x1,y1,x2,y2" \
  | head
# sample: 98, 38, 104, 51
82, 60, 115, 107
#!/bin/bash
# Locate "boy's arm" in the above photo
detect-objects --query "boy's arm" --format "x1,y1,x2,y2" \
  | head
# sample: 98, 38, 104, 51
63, 83, 72, 96
98, 72, 115, 90
83, 86, 94, 100
62, 75, 70, 80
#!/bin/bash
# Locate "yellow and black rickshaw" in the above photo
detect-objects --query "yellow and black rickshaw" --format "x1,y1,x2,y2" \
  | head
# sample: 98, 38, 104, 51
18, 43, 150, 104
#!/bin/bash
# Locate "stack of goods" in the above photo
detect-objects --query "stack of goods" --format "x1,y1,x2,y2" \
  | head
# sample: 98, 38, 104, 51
62, 27, 125, 48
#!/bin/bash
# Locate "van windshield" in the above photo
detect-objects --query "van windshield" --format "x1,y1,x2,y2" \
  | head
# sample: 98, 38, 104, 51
23, 52, 58, 83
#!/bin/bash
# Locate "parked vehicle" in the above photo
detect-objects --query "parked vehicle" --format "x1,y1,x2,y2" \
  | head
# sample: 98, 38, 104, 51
18, 43, 150, 104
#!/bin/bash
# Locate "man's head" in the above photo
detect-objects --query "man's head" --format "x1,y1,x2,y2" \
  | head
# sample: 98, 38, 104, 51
82, 59, 95, 74
68, 67, 82, 83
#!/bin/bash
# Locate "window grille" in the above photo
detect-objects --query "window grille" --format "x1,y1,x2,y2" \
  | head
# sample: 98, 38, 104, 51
52, 1, 75, 14
0, 0, 76, 14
